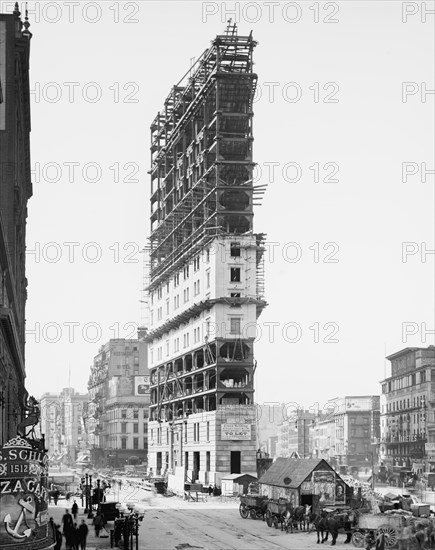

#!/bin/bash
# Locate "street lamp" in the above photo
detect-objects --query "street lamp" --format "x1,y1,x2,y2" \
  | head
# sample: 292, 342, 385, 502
87, 475, 94, 519
96, 478, 101, 514
84, 473, 90, 514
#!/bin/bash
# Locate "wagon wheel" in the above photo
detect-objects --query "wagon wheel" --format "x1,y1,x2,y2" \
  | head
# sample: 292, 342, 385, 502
266, 510, 273, 527
250, 508, 257, 519
351, 531, 365, 548
239, 503, 249, 519
376, 526, 398, 548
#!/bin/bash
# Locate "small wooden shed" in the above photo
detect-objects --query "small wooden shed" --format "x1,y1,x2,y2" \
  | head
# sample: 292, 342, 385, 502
221, 473, 257, 496
258, 458, 350, 512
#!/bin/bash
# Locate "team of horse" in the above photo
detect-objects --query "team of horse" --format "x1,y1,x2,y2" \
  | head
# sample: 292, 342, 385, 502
243, 496, 357, 546
268, 502, 355, 545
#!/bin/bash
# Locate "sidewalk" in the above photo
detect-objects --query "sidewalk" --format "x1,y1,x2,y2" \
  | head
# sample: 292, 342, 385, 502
48, 503, 112, 550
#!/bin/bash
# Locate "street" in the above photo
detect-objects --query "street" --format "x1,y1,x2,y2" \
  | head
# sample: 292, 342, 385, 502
141, 505, 325, 550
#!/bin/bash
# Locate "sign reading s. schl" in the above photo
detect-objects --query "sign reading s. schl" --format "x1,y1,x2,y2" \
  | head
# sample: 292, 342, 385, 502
221, 424, 251, 440
0, 436, 52, 548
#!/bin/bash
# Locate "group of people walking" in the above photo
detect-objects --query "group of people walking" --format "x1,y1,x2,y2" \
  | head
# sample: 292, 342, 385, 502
52, 502, 89, 550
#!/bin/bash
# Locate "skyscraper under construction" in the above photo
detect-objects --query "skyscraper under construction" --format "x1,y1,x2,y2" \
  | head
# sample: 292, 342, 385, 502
146, 24, 266, 490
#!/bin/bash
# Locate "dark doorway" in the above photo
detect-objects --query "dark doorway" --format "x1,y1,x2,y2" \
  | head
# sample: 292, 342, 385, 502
193, 451, 200, 481
230, 451, 241, 474
300, 494, 313, 507
156, 452, 162, 475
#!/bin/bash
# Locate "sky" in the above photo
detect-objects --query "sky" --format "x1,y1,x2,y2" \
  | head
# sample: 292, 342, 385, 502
7, 0, 433, 408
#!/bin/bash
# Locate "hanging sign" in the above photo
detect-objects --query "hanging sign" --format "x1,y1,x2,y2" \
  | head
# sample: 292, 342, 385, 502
0, 436, 53, 548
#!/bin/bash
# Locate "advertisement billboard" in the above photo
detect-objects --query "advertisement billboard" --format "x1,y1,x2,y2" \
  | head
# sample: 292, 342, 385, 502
134, 376, 150, 396
221, 423, 251, 440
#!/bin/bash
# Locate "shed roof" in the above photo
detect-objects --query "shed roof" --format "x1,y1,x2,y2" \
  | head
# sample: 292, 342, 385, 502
221, 473, 257, 482
258, 458, 334, 488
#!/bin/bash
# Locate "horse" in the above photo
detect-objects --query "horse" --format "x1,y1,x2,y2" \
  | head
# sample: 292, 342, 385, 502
311, 510, 353, 545
302, 504, 312, 531
256, 498, 269, 521
311, 511, 329, 544
282, 504, 311, 533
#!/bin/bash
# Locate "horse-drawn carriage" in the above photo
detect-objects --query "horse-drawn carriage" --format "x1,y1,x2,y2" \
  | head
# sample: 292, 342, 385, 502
239, 494, 267, 520
351, 513, 405, 548
265, 498, 289, 529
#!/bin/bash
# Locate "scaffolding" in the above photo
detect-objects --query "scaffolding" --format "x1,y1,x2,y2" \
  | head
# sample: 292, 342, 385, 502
149, 23, 259, 291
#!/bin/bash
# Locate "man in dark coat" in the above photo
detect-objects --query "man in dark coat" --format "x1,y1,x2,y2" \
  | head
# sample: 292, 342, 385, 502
62, 509, 73, 535
78, 520, 89, 550
71, 500, 79, 521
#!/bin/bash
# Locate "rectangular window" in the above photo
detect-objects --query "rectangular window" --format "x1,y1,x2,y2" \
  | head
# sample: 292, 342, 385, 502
166, 299, 170, 315
194, 422, 200, 442
133, 423, 139, 434
174, 273, 180, 287
184, 288, 190, 303
206, 270, 211, 289
133, 410, 139, 419
133, 437, 139, 450
230, 267, 241, 282
184, 265, 189, 280
121, 423, 127, 434
121, 438, 127, 450
230, 318, 241, 334
230, 242, 241, 257
230, 292, 241, 307
143, 423, 147, 433
121, 410, 127, 419
206, 421, 210, 442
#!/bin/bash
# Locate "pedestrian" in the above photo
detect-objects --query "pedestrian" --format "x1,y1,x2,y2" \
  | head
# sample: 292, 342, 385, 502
71, 500, 78, 521
207, 484, 213, 496
62, 509, 73, 536
375, 531, 385, 550
54, 490, 60, 506
415, 524, 426, 549
364, 530, 376, 550
54, 524, 63, 550
92, 512, 103, 537
78, 519, 89, 550
71, 523, 80, 550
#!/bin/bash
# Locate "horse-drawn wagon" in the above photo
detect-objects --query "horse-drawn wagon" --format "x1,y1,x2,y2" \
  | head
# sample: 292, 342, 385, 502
239, 494, 267, 520
265, 498, 289, 529
351, 513, 405, 548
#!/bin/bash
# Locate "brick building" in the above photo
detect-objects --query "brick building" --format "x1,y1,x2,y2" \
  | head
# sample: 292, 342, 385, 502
0, 5, 32, 444
85, 338, 149, 468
